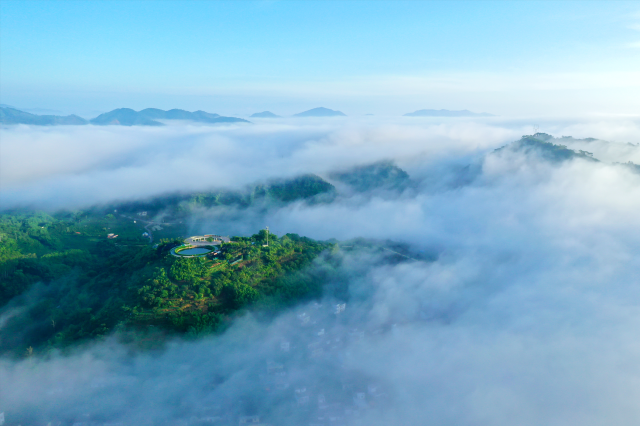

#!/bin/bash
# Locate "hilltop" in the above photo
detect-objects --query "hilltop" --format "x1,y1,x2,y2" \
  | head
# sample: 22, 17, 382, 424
0, 210, 334, 356
106, 162, 418, 219
109, 174, 337, 218
107, 163, 419, 220
293, 107, 346, 117
329, 161, 411, 192
250, 111, 281, 118
494, 133, 599, 163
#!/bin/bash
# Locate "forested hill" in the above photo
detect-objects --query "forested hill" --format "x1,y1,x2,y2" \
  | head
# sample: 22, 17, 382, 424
109, 174, 336, 217
0, 211, 334, 358
494, 133, 599, 162
108, 164, 414, 219
329, 161, 410, 192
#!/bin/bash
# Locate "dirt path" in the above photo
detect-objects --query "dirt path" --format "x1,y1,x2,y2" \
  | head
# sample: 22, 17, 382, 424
119, 214, 167, 245
144, 222, 154, 243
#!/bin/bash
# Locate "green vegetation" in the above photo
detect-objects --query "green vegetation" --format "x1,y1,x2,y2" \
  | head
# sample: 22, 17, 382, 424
496, 133, 599, 163
110, 174, 336, 217
0, 211, 334, 357
266, 174, 336, 202
330, 161, 410, 192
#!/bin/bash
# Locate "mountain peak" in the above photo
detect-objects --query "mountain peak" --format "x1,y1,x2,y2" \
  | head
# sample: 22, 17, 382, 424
0, 107, 89, 125
250, 111, 281, 118
90, 108, 248, 126
293, 107, 346, 117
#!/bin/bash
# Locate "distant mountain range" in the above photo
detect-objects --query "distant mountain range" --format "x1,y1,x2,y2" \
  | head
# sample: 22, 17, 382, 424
250, 111, 281, 118
294, 107, 346, 117
0, 104, 64, 115
0, 107, 249, 126
404, 109, 494, 117
89, 108, 250, 126
0, 107, 88, 125
2, 105, 501, 125
250, 108, 348, 118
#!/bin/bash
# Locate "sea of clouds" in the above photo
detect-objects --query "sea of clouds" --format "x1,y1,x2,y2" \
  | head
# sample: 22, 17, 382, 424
1, 116, 638, 210
1, 116, 640, 425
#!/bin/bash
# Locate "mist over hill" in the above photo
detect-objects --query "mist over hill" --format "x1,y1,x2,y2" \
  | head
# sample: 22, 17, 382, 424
293, 107, 346, 117
0, 107, 88, 125
329, 161, 411, 192
3, 0, 640, 422
494, 132, 598, 163
404, 109, 494, 117
107, 174, 337, 218
90, 108, 250, 126
1, 117, 640, 425
250, 111, 281, 118
0, 107, 249, 126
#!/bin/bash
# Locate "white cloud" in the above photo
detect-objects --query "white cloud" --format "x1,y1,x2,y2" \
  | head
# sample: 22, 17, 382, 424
2, 118, 640, 424
1, 117, 638, 210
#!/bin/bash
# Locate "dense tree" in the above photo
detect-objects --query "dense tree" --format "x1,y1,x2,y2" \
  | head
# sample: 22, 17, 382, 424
0, 211, 334, 357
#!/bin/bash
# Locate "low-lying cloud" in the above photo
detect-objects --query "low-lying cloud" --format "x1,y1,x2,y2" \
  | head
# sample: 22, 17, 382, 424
1, 116, 640, 425
1, 116, 638, 210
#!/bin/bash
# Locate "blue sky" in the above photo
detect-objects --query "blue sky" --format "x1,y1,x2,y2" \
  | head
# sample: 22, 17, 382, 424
1, 0, 639, 117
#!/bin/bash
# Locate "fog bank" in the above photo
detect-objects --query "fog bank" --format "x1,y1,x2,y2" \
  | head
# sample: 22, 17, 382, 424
2, 116, 640, 425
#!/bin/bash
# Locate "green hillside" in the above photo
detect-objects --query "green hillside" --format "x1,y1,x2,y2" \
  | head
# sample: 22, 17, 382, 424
330, 161, 410, 192
0, 211, 333, 357
110, 174, 336, 217
495, 133, 599, 163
